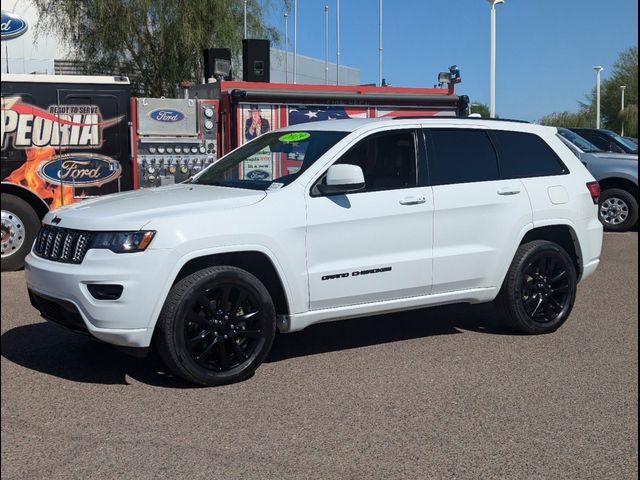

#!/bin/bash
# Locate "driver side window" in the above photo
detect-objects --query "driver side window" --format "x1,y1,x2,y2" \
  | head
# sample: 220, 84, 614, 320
324, 130, 419, 194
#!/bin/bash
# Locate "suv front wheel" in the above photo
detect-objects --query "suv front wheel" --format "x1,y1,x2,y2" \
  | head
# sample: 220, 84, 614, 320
496, 240, 577, 334
156, 266, 276, 386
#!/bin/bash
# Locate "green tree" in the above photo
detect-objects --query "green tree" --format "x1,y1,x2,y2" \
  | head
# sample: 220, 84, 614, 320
469, 103, 490, 118
599, 46, 637, 137
33, 0, 289, 97
539, 109, 592, 129
540, 46, 638, 137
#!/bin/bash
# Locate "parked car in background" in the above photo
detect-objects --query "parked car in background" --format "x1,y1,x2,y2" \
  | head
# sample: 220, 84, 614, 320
558, 128, 638, 231
569, 128, 638, 155
624, 137, 638, 146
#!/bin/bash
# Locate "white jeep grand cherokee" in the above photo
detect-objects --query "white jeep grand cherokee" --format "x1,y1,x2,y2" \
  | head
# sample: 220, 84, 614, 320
25, 118, 603, 386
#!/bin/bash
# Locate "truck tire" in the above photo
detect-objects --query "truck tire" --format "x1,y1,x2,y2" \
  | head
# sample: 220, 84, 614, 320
598, 188, 638, 232
495, 240, 577, 335
1, 193, 41, 272
156, 266, 276, 386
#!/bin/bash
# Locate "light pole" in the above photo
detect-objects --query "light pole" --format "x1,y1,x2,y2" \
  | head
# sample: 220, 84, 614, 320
594, 65, 603, 129
336, 0, 341, 85
243, 0, 248, 39
620, 85, 626, 136
293, 0, 298, 84
378, 0, 383, 86
324, 5, 329, 85
284, 13, 289, 83
487, 0, 504, 118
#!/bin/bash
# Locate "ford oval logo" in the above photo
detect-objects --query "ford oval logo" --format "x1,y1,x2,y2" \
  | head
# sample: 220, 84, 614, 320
246, 170, 270, 181
149, 109, 185, 123
1, 11, 29, 40
37, 154, 122, 187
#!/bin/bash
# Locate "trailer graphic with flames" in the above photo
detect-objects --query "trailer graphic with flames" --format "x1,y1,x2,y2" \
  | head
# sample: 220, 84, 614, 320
2, 97, 126, 209
1, 74, 133, 270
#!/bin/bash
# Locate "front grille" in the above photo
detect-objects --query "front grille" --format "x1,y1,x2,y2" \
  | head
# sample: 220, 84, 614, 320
33, 225, 94, 264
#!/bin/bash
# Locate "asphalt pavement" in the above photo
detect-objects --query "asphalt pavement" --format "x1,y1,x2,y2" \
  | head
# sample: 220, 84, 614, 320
1, 233, 638, 479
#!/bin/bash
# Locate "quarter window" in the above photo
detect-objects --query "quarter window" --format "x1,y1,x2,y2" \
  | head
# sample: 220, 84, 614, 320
491, 130, 567, 179
427, 129, 499, 186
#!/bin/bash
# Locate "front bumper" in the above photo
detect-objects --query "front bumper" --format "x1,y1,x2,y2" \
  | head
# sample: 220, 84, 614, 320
25, 248, 174, 347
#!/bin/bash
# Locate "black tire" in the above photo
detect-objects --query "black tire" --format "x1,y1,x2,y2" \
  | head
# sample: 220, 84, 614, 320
1, 193, 41, 272
598, 188, 638, 232
156, 266, 276, 386
495, 240, 577, 335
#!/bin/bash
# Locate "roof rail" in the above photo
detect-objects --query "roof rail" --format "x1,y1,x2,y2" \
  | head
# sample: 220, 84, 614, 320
392, 116, 530, 124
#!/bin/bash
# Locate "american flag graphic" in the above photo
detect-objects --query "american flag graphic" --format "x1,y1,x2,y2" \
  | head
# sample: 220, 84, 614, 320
287, 105, 450, 126
288, 106, 368, 126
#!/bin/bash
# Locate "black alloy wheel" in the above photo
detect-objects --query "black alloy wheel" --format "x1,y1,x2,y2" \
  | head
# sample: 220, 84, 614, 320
520, 251, 573, 324
496, 240, 577, 334
184, 283, 264, 372
157, 266, 276, 386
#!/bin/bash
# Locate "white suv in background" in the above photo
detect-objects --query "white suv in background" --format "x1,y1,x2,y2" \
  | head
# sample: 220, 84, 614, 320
25, 118, 603, 386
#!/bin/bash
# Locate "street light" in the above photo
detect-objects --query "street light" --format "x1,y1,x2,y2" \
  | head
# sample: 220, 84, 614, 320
594, 65, 604, 129
336, 0, 341, 85
284, 13, 289, 83
325, 5, 329, 85
294, 0, 298, 84
243, 0, 248, 39
487, 0, 504, 118
620, 85, 626, 136
378, 0, 383, 87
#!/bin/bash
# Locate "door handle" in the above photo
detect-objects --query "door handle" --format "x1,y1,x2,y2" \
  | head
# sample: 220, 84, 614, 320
399, 196, 426, 205
497, 187, 521, 196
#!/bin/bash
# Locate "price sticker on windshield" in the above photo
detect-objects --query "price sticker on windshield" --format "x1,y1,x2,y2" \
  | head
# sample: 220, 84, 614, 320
279, 132, 311, 142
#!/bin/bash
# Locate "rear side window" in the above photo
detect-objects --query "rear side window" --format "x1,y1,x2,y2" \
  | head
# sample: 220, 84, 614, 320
492, 130, 568, 179
427, 129, 499, 186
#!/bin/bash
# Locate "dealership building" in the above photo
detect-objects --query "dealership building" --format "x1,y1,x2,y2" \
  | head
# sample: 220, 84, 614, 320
1, 0, 360, 85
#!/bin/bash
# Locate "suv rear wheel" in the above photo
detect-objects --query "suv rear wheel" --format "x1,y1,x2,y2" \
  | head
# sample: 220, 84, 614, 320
598, 188, 638, 232
496, 240, 577, 334
156, 266, 276, 386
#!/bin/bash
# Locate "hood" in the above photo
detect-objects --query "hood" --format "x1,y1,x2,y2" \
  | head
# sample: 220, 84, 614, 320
44, 184, 267, 231
590, 152, 638, 162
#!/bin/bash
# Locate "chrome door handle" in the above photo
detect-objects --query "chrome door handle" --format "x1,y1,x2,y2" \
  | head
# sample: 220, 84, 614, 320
497, 187, 521, 196
399, 196, 426, 205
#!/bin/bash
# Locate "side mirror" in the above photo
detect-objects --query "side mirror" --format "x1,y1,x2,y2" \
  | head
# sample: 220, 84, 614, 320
317, 164, 365, 195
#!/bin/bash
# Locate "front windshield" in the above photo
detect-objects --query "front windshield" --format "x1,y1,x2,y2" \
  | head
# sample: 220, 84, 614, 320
557, 128, 601, 153
192, 130, 348, 190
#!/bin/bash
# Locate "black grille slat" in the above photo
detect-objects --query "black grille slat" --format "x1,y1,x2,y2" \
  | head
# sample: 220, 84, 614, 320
51, 231, 63, 258
34, 226, 93, 264
60, 233, 74, 261
43, 230, 54, 257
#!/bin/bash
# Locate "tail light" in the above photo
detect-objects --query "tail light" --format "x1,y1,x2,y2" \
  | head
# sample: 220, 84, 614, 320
586, 181, 600, 204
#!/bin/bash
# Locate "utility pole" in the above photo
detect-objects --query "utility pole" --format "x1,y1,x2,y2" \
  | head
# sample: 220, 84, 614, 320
243, 0, 248, 38
294, 0, 298, 84
487, 0, 504, 117
336, 0, 341, 85
620, 85, 626, 136
284, 12, 289, 83
325, 5, 329, 85
378, 0, 383, 86
594, 65, 603, 129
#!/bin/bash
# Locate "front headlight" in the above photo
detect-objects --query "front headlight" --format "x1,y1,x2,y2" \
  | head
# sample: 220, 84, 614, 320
91, 231, 156, 253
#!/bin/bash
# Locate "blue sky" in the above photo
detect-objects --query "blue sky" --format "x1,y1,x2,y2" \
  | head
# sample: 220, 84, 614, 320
266, 0, 638, 121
